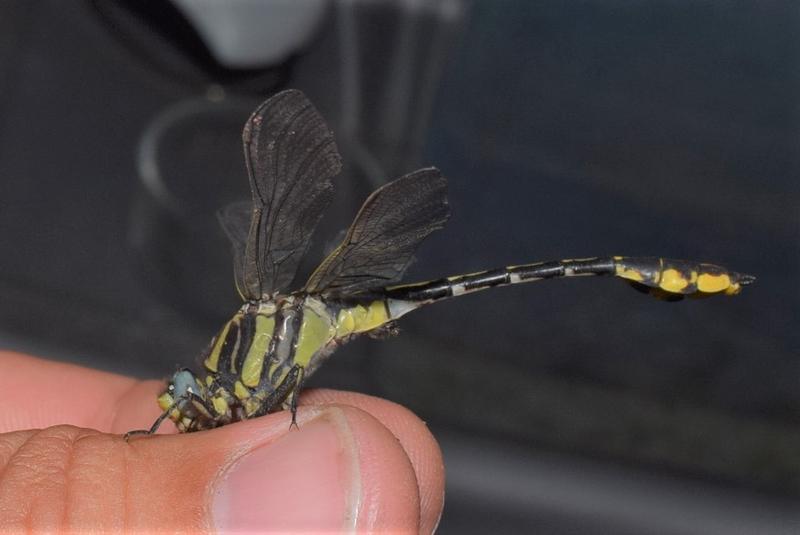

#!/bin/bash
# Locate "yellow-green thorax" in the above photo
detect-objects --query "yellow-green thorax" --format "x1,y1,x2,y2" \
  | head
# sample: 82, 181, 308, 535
201, 296, 393, 380
156, 295, 399, 428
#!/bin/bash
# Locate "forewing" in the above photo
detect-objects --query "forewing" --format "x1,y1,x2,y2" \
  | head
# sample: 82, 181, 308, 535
240, 89, 342, 298
217, 201, 252, 300
304, 167, 449, 295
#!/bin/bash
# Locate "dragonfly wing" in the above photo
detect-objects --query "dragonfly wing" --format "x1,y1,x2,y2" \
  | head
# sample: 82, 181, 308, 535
237, 89, 342, 299
304, 167, 449, 295
217, 201, 252, 300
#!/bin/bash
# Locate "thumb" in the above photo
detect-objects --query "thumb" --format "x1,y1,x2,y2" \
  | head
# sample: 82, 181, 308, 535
0, 406, 421, 533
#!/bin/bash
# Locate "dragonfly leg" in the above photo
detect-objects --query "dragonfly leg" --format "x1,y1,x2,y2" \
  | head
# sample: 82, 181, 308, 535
124, 408, 172, 441
123, 395, 189, 441
287, 366, 306, 429
252, 364, 303, 419
124, 391, 217, 439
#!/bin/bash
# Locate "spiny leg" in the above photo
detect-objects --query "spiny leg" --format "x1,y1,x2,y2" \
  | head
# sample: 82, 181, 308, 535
124, 407, 175, 441
123, 395, 190, 441
287, 366, 306, 429
252, 364, 303, 419
124, 392, 214, 440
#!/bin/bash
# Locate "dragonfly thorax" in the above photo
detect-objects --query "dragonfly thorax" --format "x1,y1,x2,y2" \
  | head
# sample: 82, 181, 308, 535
155, 294, 401, 431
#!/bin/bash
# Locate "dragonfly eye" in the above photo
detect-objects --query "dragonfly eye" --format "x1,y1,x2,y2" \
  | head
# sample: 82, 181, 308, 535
171, 369, 199, 399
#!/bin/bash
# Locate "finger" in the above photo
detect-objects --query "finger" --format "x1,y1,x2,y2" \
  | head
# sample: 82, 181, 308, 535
1, 352, 446, 532
125, 388, 446, 533
0, 406, 420, 533
301, 389, 446, 535
0, 351, 162, 433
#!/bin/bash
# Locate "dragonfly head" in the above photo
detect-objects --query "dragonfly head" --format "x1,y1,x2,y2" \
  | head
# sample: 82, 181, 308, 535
157, 369, 207, 432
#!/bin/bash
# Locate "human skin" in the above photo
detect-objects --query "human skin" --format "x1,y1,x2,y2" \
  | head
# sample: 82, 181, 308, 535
0, 351, 445, 533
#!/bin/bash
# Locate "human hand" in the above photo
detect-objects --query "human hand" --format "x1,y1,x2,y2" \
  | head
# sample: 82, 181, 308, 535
0, 351, 445, 533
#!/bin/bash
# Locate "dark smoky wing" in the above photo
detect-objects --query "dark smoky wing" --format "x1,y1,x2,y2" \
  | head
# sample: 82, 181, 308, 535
240, 89, 343, 297
217, 201, 253, 300
304, 167, 449, 295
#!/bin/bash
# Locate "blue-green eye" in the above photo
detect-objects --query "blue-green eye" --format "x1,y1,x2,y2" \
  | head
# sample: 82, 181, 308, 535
171, 369, 196, 398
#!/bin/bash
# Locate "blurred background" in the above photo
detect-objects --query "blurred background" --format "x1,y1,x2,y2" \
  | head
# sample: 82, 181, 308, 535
0, 1, 798, 532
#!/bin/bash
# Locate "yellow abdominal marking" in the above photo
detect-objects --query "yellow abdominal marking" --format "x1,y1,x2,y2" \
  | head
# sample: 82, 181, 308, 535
336, 300, 390, 337
386, 280, 431, 290
447, 270, 487, 281
615, 265, 645, 282
241, 314, 275, 387
697, 272, 731, 294
658, 268, 690, 293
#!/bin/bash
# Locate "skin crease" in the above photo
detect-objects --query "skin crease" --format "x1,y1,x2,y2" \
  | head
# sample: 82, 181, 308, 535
0, 351, 445, 533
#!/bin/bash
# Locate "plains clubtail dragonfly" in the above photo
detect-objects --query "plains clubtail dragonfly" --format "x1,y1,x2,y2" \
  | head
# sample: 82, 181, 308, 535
127, 89, 754, 437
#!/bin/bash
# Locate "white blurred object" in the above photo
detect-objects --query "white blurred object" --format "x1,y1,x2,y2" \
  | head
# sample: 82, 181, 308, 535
171, 0, 328, 68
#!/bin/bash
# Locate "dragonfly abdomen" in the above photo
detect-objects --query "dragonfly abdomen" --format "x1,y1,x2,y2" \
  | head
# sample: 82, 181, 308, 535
383, 256, 754, 309
612, 256, 754, 296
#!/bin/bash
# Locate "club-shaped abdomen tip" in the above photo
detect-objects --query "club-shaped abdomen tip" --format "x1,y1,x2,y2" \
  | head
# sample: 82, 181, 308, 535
613, 257, 754, 296
724, 271, 756, 295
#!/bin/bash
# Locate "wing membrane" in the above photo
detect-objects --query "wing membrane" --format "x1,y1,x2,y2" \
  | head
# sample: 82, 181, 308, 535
217, 201, 251, 300
304, 167, 449, 295
236, 89, 342, 299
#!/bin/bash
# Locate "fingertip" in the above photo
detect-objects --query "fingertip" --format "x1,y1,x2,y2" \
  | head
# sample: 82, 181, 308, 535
302, 389, 446, 533
209, 405, 420, 533
339, 405, 421, 533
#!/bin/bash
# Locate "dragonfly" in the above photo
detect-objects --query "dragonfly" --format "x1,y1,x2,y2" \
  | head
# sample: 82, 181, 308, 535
127, 89, 755, 437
